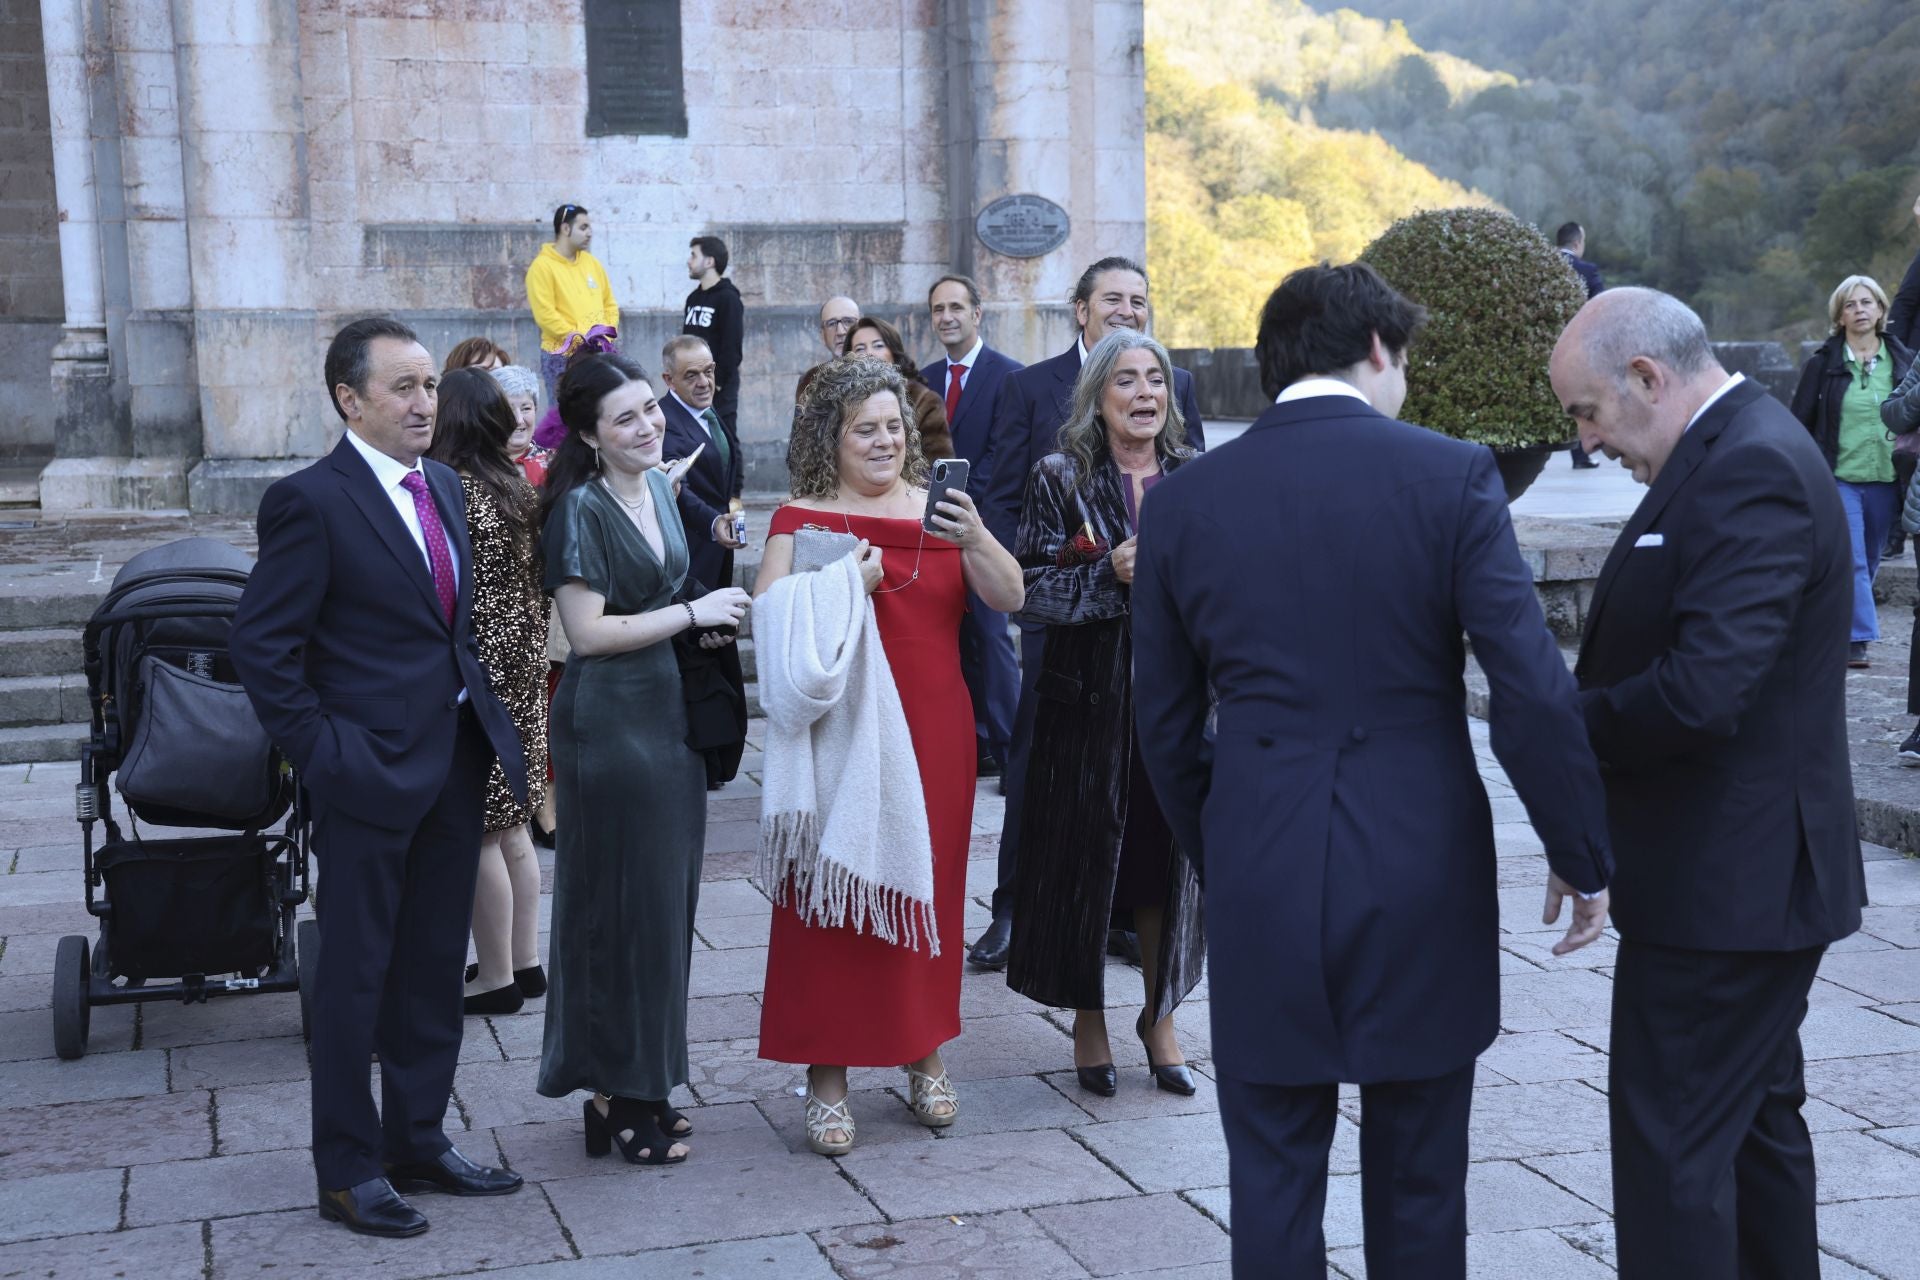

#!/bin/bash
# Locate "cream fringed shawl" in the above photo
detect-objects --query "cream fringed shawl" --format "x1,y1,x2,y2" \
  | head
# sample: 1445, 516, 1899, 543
754, 551, 939, 955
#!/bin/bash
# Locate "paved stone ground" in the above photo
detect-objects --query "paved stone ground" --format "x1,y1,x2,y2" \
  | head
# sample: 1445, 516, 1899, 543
3, 715, 1919, 1279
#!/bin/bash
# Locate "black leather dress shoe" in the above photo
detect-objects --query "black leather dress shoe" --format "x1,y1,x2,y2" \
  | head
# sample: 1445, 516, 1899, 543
317, 1176, 428, 1237
968, 916, 1013, 970
384, 1147, 524, 1197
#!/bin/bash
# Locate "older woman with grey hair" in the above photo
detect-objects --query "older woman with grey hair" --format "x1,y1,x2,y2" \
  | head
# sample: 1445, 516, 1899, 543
491, 364, 553, 487
1005, 328, 1207, 1100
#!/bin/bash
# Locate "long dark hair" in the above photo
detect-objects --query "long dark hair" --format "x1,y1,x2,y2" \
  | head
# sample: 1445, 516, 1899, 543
427, 367, 538, 544
538, 350, 655, 530
843, 316, 923, 383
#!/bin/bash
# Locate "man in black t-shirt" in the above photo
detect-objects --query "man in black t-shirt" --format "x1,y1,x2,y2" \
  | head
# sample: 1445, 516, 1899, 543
684, 235, 745, 435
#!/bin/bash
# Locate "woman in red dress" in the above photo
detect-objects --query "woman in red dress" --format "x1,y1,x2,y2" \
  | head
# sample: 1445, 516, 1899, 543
755, 357, 1025, 1155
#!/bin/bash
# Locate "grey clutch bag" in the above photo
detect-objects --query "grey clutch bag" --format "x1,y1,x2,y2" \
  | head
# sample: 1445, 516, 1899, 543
790, 526, 859, 573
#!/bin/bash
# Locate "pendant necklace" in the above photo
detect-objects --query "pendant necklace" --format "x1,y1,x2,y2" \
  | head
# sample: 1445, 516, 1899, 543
841, 507, 925, 594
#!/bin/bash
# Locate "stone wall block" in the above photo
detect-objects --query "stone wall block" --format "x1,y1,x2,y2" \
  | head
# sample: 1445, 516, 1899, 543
175, 1, 281, 48
1092, 70, 1144, 134
186, 217, 311, 310
122, 314, 196, 389
353, 54, 439, 104
118, 136, 186, 219
350, 16, 438, 61
113, 51, 180, 137
985, 1, 1073, 57
109, 0, 175, 53
523, 21, 576, 67
1090, 0, 1142, 68
180, 49, 302, 135
124, 220, 193, 309
183, 132, 307, 221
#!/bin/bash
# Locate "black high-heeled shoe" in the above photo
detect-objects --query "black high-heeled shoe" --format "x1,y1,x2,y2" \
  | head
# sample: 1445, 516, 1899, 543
1136, 1011, 1197, 1096
1076, 1064, 1118, 1097
582, 1097, 687, 1165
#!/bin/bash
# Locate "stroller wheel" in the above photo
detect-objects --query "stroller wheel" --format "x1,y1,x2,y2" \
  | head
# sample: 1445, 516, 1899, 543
52, 935, 91, 1061
297, 918, 320, 1045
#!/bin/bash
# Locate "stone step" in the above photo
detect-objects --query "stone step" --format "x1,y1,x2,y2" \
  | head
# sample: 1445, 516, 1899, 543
0, 466, 40, 509
0, 674, 90, 728
0, 628, 84, 679
0, 579, 105, 632
0, 721, 88, 764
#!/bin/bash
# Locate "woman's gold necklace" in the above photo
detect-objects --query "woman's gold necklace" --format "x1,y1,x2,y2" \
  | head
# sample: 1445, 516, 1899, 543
839, 498, 925, 594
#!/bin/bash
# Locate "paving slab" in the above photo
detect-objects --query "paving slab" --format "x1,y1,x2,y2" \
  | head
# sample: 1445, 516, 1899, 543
1069, 1111, 1231, 1195
818, 1210, 1091, 1279
125, 1147, 315, 1226
209, 1078, 312, 1156
0, 1221, 207, 1279
1029, 1191, 1231, 1276
1811, 1127, 1920, 1202
1466, 1081, 1613, 1160
1466, 1158, 1609, 1233
0, 1046, 167, 1108
0, 1166, 123, 1243
839, 1127, 1135, 1220
207, 1190, 574, 1279
542, 1144, 882, 1255
1804, 1052, 1920, 1128
1813, 1196, 1920, 1279
168, 1034, 311, 1092
472, 1235, 840, 1279
0, 1088, 211, 1179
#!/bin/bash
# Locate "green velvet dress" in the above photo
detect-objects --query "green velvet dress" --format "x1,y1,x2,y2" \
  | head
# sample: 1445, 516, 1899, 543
536, 474, 705, 1102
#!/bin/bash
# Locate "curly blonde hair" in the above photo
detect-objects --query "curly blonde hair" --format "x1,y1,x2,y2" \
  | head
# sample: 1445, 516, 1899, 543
788, 356, 930, 499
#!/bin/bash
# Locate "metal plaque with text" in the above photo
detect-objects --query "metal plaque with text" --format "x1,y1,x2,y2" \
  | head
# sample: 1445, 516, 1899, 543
975, 194, 1071, 258
584, 0, 688, 138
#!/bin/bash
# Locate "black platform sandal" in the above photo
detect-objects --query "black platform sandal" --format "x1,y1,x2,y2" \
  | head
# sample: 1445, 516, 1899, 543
1136, 1011, 1197, 1096
582, 1097, 688, 1165
647, 1100, 693, 1140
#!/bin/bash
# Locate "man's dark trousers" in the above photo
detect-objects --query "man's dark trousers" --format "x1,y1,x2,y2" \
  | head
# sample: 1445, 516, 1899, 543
1216, 1063, 1474, 1278
309, 710, 489, 1190
1610, 940, 1825, 1279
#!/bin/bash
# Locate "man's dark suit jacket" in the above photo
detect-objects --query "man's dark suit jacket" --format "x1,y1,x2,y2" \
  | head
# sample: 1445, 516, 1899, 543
920, 343, 1024, 494
1889, 251, 1920, 350
1560, 249, 1606, 299
1575, 378, 1864, 951
663, 392, 745, 591
982, 344, 1205, 552
229, 437, 526, 830
1131, 394, 1611, 1086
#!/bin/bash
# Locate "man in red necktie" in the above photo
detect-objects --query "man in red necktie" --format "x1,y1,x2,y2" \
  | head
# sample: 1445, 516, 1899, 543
231, 318, 530, 1239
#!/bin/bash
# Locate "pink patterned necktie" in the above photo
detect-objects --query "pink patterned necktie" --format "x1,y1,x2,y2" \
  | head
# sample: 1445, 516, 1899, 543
399, 471, 455, 625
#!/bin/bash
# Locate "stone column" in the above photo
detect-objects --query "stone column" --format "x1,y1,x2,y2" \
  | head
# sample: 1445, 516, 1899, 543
942, 0, 1144, 365
34, 0, 121, 508
174, 0, 319, 515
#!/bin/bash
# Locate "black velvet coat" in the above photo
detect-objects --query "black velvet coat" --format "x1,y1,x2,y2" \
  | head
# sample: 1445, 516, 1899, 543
1005, 448, 1205, 1021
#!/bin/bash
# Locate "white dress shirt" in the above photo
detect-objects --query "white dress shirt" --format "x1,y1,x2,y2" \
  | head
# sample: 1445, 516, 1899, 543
944, 337, 984, 391
1276, 377, 1371, 407
671, 390, 719, 441
1684, 373, 1745, 434
343, 428, 460, 583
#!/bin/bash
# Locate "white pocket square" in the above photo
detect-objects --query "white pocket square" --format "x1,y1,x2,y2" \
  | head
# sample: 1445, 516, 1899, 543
1633, 533, 1664, 548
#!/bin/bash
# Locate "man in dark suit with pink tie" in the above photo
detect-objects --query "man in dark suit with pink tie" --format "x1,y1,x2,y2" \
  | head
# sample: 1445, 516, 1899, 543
230, 318, 529, 1238
920, 274, 1024, 786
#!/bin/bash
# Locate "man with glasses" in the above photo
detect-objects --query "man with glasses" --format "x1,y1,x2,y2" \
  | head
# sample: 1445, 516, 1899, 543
525, 203, 620, 401
796, 296, 861, 404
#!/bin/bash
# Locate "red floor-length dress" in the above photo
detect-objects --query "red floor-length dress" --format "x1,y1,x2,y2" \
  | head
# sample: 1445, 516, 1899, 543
758, 506, 976, 1066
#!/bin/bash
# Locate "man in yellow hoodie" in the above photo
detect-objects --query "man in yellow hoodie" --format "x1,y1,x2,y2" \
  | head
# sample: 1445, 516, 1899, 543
525, 203, 620, 400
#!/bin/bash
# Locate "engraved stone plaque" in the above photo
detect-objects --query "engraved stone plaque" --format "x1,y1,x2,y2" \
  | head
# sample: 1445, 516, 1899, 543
975, 194, 1071, 258
584, 0, 688, 138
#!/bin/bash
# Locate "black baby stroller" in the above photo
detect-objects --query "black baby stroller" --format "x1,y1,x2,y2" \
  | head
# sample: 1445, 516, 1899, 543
51, 537, 314, 1060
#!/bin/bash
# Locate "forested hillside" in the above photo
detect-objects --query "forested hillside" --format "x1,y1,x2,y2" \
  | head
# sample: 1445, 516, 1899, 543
1146, 0, 1920, 345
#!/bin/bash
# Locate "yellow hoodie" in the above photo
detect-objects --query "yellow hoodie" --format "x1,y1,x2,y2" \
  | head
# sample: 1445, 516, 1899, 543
524, 243, 620, 353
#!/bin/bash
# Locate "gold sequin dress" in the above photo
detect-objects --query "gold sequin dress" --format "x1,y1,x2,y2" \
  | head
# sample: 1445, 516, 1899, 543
462, 472, 549, 831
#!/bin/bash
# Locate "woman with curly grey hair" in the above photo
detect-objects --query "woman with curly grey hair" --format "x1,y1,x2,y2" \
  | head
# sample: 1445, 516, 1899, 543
754, 357, 1023, 1155
1005, 328, 1206, 1100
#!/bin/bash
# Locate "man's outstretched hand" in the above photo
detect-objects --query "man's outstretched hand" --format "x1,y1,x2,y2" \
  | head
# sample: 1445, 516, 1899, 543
1543, 872, 1610, 956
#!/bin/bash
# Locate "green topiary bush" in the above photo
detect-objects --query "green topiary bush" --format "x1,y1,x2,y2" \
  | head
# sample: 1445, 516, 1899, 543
1360, 207, 1587, 450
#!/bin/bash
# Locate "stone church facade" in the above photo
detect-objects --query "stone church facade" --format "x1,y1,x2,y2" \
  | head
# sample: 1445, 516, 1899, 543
6, 0, 1146, 510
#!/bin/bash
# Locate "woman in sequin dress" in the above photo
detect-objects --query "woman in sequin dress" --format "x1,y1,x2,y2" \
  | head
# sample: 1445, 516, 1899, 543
426, 367, 550, 1016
